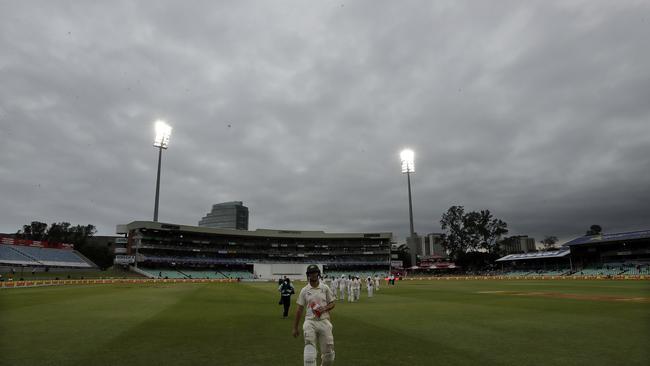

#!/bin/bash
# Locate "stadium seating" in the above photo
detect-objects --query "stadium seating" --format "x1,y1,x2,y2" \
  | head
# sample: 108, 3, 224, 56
0, 245, 40, 265
219, 270, 254, 279
325, 271, 388, 279
499, 269, 572, 277
139, 268, 187, 279
0, 244, 92, 268
624, 266, 650, 275
574, 267, 623, 276
178, 270, 229, 279
502, 270, 532, 277
137, 267, 254, 279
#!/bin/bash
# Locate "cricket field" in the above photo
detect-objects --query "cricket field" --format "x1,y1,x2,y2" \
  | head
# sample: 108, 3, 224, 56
1, 279, 648, 366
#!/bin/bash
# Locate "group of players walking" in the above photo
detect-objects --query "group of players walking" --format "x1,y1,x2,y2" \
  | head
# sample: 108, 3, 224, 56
323, 274, 381, 301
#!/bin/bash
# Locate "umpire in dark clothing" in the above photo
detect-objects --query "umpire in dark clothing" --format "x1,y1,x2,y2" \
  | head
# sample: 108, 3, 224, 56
278, 278, 295, 318
278, 277, 285, 304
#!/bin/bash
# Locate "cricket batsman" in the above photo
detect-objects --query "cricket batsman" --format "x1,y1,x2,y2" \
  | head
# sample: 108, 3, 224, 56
292, 264, 336, 366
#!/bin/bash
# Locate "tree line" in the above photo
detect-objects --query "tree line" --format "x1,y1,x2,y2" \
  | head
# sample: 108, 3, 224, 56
430, 206, 600, 268
14, 221, 113, 269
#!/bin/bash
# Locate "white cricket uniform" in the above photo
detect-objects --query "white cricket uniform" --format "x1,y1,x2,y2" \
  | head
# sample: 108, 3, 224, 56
374, 276, 380, 291
366, 278, 374, 298
347, 278, 354, 302
297, 281, 335, 365
339, 277, 347, 300
354, 279, 360, 301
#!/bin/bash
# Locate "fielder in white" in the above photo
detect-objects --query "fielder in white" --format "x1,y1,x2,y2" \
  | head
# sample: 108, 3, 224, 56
339, 275, 347, 301
345, 275, 354, 302
293, 265, 336, 366
366, 277, 374, 298
323, 274, 332, 289
353, 277, 361, 301
374, 274, 380, 291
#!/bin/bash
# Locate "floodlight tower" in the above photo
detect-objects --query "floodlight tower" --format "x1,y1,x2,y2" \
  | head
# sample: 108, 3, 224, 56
400, 149, 418, 268
400, 149, 416, 236
153, 120, 172, 222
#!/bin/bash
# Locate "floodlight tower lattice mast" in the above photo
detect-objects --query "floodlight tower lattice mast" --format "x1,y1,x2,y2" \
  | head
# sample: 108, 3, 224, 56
153, 120, 172, 222
400, 149, 418, 269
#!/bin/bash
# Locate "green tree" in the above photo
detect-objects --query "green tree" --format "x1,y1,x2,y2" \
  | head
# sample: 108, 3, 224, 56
585, 225, 602, 236
76, 244, 112, 269
15, 221, 108, 268
540, 235, 559, 250
15, 221, 48, 240
440, 206, 470, 259
440, 206, 508, 260
469, 210, 508, 253
46, 222, 72, 243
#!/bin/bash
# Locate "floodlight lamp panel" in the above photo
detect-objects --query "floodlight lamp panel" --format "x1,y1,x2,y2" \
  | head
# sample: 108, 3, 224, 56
400, 149, 415, 173
153, 120, 172, 148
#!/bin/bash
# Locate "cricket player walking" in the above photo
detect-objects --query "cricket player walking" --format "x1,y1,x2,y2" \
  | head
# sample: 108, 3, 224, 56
346, 276, 353, 302
293, 264, 336, 366
366, 276, 374, 298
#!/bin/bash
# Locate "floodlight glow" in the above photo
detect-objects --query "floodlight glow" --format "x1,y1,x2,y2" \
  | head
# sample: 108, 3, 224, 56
153, 120, 172, 149
400, 149, 415, 173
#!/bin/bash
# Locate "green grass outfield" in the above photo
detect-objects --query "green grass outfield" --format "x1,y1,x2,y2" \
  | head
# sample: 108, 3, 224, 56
1, 279, 648, 366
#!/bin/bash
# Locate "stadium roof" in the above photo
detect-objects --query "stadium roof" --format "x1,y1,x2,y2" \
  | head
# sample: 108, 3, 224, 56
496, 247, 571, 262
563, 229, 650, 247
117, 221, 393, 240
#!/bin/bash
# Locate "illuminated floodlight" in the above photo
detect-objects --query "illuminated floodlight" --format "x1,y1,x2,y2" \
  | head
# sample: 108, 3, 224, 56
152, 119, 173, 223
400, 149, 415, 173
153, 120, 172, 149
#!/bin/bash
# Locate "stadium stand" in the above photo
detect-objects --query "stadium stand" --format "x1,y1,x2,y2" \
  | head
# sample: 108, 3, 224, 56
325, 270, 389, 279
117, 221, 392, 280
624, 265, 650, 275
496, 247, 571, 262
138, 267, 255, 279
0, 244, 40, 266
139, 268, 188, 279
494, 230, 650, 278
1, 244, 93, 268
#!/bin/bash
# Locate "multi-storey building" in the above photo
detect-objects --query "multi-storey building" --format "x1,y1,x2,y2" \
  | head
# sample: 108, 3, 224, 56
198, 201, 249, 230
419, 233, 446, 258
501, 235, 536, 254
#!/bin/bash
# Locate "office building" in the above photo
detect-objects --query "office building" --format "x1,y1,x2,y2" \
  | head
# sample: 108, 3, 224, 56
198, 201, 249, 230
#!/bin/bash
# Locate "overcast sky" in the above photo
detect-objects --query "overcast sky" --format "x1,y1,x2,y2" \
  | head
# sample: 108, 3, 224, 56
1, 1, 649, 244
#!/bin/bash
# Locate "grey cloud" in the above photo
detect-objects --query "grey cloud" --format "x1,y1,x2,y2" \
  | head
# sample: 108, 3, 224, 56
1, 1, 649, 245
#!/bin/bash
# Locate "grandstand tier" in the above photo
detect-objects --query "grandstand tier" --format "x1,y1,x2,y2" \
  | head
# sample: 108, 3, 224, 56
118, 221, 392, 279
0, 244, 94, 269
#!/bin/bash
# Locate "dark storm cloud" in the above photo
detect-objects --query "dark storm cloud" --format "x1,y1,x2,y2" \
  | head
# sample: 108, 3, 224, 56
1, 0, 649, 245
